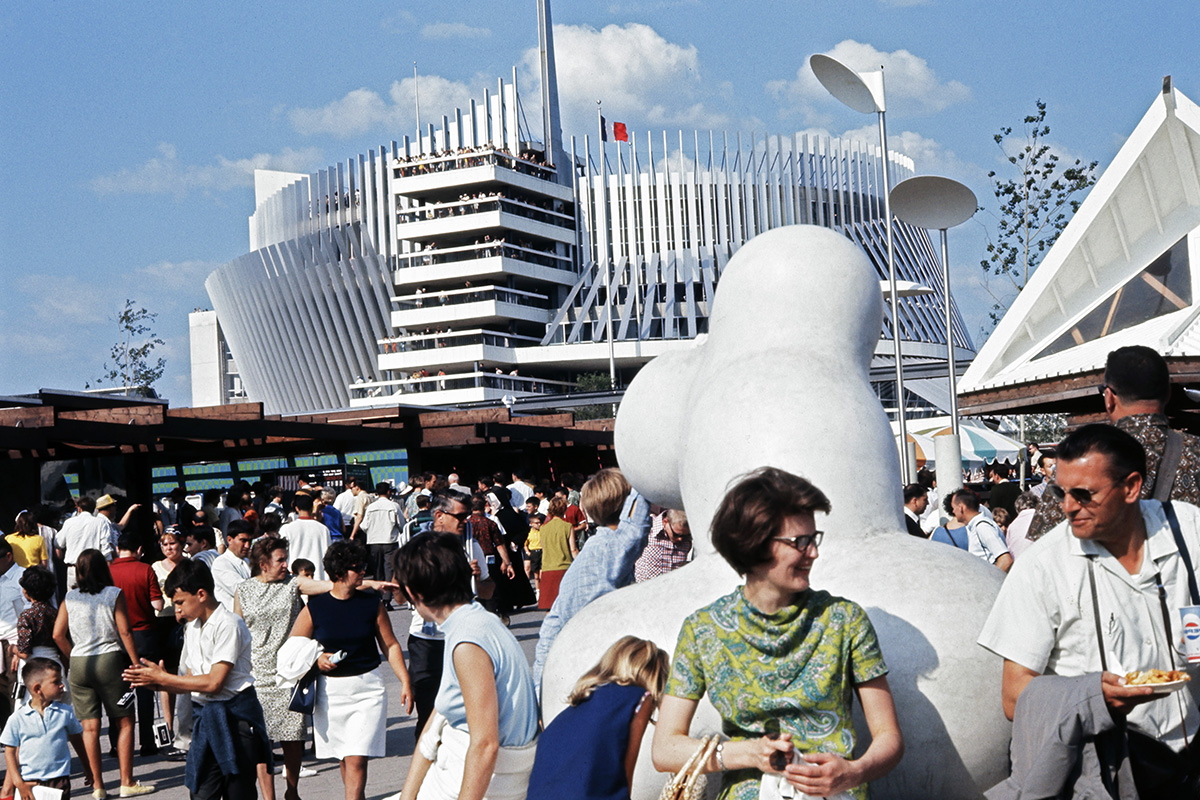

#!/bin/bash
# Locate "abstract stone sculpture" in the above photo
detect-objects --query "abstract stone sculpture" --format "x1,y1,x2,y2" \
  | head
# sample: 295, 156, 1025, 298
540, 226, 1010, 799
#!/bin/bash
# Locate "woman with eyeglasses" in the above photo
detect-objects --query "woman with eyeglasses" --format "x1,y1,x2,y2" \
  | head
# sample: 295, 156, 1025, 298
289, 540, 413, 800
651, 467, 903, 800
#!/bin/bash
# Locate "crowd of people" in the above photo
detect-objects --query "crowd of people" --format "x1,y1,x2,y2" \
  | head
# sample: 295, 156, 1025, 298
391, 146, 554, 180
7, 344, 1200, 799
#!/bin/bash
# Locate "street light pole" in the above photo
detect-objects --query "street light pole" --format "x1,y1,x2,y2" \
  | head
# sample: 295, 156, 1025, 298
810, 55, 910, 482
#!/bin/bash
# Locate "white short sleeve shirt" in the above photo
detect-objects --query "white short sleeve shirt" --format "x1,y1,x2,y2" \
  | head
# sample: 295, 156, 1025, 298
183, 603, 254, 704
966, 514, 1009, 564
979, 500, 1200, 751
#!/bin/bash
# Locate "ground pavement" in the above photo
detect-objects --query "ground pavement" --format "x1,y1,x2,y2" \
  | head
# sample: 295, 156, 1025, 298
70, 605, 546, 800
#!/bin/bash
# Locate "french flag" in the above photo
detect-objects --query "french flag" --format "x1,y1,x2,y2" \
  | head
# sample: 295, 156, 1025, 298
600, 116, 628, 143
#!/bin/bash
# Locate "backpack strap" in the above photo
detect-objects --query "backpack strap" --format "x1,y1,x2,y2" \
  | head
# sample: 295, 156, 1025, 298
1153, 429, 1185, 503
1163, 500, 1200, 605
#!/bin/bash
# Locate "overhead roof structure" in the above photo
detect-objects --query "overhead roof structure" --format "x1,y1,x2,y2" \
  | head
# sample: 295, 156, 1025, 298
960, 77, 1200, 417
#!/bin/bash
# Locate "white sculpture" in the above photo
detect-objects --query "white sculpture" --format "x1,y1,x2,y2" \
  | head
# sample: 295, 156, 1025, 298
541, 225, 1010, 798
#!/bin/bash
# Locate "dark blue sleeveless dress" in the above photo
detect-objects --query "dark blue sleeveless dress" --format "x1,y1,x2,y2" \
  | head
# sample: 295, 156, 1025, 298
526, 682, 648, 800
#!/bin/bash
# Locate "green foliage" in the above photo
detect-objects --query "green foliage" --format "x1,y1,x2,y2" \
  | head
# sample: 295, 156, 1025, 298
980, 100, 1098, 328
93, 299, 166, 392
1022, 413, 1067, 445
573, 371, 615, 420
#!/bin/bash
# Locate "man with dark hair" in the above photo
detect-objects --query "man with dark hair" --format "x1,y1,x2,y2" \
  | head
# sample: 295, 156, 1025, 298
211, 520, 253, 607
1028, 345, 1200, 540
109, 530, 164, 755
987, 463, 1021, 519
279, 494, 331, 581
186, 526, 220, 568
979, 423, 1200, 795
902, 484, 928, 538
951, 489, 1012, 572
126, 560, 270, 800
55, 495, 113, 588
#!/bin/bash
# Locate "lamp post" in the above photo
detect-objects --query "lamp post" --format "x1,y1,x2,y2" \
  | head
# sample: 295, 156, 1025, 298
890, 174, 977, 500
810, 54, 910, 482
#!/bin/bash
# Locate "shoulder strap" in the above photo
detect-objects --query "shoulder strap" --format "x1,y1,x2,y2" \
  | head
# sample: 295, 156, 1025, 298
1154, 429, 1185, 502
1086, 558, 1109, 673
1163, 500, 1200, 605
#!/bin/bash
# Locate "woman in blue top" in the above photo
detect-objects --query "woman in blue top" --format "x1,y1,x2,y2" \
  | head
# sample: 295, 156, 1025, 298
290, 540, 412, 800
393, 532, 538, 800
527, 636, 669, 800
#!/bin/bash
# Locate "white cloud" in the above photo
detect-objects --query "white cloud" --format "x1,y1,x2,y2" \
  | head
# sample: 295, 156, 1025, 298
91, 143, 322, 197
380, 10, 416, 34
521, 23, 731, 142
767, 39, 970, 122
421, 22, 490, 40
287, 75, 475, 139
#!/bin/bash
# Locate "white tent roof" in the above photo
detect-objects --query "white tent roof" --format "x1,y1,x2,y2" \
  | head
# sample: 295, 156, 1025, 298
961, 78, 1200, 394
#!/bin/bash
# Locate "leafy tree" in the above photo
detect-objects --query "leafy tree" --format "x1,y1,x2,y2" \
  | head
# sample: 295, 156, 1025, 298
92, 299, 166, 392
980, 100, 1098, 327
573, 371, 615, 420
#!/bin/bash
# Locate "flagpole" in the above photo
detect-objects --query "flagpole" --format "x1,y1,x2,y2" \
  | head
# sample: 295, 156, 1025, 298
598, 102, 617, 393
413, 62, 421, 150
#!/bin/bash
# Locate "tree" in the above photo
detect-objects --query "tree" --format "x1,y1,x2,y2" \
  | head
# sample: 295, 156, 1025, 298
980, 100, 1098, 327
92, 299, 166, 392
573, 371, 615, 420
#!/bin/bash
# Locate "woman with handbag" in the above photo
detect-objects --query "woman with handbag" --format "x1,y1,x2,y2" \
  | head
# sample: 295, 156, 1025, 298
392, 532, 539, 800
289, 540, 413, 800
651, 468, 904, 800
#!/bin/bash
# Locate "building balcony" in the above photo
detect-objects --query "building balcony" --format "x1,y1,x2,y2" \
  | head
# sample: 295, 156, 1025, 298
393, 243, 576, 288
390, 149, 573, 202
347, 369, 576, 408
376, 328, 540, 371
394, 198, 575, 246
390, 286, 553, 329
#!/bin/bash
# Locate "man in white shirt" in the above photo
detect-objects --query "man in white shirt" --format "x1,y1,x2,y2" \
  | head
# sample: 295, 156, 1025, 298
56, 496, 114, 588
333, 479, 357, 538
979, 424, 1200, 793
185, 528, 220, 568
404, 493, 487, 742
125, 560, 267, 800
951, 489, 1013, 572
360, 483, 403, 609
279, 494, 331, 581
211, 521, 253, 607
0, 540, 27, 731
507, 471, 534, 511
446, 473, 469, 495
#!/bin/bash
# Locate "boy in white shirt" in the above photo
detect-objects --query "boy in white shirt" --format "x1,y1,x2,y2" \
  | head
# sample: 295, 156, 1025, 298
124, 560, 270, 800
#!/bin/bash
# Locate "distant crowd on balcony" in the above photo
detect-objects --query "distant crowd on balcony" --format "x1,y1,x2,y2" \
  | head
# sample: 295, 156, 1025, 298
392, 145, 553, 179
401, 235, 565, 270
396, 191, 567, 226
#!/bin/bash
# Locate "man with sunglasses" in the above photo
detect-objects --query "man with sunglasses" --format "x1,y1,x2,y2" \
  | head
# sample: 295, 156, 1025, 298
1027, 345, 1200, 542
979, 424, 1200, 797
401, 491, 488, 743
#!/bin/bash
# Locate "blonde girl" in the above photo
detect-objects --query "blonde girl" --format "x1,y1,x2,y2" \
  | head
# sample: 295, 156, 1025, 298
526, 636, 670, 800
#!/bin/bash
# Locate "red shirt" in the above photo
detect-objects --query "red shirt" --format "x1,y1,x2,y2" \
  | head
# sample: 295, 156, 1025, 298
109, 556, 162, 631
564, 504, 586, 528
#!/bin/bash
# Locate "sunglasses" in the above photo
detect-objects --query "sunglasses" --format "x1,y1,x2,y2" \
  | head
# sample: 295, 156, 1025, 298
1096, 383, 1109, 398
438, 509, 470, 522
1048, 479, 1125, 506
773, 531, 824, 551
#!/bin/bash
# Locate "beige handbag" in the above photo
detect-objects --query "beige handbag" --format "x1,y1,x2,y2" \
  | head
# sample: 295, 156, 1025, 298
659, 735, 720, 800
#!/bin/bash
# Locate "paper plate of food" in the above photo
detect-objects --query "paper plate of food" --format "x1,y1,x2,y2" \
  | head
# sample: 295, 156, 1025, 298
1125, 669, 1191, 693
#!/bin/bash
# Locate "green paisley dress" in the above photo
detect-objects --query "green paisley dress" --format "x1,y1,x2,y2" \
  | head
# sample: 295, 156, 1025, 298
666, 586, 888, 800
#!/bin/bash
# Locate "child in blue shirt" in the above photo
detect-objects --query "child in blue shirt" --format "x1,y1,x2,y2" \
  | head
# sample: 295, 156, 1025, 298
1, 657, 91, 800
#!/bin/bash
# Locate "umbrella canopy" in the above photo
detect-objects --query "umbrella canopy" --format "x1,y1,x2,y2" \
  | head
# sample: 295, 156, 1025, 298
896, 431, 937, 470
920, 423, 1022, 466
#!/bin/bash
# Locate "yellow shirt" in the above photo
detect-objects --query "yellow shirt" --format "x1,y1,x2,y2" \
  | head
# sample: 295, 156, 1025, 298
525, 526, 542, 551
539, 518, 574, 571
6, 533, 47, 568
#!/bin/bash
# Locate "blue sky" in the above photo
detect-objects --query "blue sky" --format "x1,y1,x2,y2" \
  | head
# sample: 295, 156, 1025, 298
1, 1, 1196, 404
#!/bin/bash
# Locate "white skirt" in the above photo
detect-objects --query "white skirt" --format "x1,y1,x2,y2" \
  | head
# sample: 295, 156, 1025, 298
416, 713, 537, 800
314, 666, 388, 759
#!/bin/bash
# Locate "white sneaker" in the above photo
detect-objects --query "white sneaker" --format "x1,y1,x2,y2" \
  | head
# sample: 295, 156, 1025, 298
299, 767, 317, 778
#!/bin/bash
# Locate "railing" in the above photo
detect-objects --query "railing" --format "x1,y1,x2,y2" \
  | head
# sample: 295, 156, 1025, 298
392, 148, 556, 181
377, 328, 540, 354
395, 241, 571, 272
392, 285, 550, 312
396, 197, 573, 229
350, 370, 575, 398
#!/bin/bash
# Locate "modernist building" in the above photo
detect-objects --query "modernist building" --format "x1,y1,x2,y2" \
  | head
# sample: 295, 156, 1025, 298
959, 78, 1200, 420
198, 1, 975, 415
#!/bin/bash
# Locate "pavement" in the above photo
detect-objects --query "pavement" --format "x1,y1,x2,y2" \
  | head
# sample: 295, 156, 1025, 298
70, 604, 546, 800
